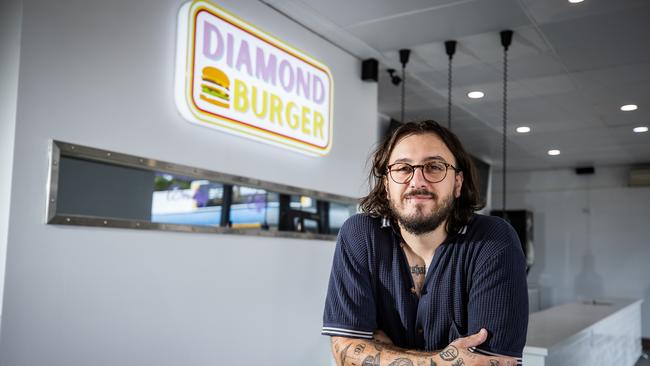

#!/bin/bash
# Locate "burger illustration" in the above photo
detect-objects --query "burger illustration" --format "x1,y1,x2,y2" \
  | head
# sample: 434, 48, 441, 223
200, 66, 230, 108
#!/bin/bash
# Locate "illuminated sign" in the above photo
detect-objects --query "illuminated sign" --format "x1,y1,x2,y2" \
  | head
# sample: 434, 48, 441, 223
175, 0, 334, 156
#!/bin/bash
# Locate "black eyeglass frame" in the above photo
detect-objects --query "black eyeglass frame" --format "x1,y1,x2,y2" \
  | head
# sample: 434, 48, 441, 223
386, 161, 461, 184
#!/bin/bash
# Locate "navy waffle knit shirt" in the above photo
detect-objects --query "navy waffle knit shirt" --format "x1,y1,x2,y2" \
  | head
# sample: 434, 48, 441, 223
322, 213, 528, 362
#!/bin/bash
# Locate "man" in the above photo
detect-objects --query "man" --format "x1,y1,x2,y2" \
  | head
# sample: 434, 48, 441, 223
322, 120, 528, 366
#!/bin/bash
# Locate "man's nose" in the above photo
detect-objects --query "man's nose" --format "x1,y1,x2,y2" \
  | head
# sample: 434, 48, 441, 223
409, 167, 429, 187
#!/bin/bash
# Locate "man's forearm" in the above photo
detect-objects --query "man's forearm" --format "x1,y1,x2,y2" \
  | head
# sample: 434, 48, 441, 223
331, 336, 464, 366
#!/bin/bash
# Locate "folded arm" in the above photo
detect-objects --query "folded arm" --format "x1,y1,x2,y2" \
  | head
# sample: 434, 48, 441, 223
331, 329, 517, 366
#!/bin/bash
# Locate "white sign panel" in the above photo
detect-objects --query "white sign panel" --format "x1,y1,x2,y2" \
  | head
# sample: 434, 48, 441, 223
175, 0, 334, 156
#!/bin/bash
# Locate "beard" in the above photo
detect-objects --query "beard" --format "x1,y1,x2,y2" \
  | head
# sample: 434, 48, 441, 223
389, 189, 455, 235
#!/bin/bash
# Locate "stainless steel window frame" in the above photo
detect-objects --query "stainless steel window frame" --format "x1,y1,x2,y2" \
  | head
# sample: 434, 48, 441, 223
46, 140, 358, 241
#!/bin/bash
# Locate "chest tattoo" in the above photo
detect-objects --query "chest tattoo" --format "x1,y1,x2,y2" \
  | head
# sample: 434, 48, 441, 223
410, 265, 426, 297
410, 265, 426, 276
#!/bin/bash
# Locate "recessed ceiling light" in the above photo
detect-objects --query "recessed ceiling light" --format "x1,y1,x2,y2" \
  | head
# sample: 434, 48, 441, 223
548, 149, 561, 156
467, 91, 484, 99
633, 126, 648, 133
620, 104, 638, 111
516, 126, 531, 133
568, 0, 584, 3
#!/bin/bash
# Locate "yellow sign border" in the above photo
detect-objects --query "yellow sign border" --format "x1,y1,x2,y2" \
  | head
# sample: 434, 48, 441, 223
177, 0, 334, 156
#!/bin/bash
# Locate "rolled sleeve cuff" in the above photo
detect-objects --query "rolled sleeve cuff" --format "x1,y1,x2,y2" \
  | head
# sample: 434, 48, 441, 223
321, 325, 374, 339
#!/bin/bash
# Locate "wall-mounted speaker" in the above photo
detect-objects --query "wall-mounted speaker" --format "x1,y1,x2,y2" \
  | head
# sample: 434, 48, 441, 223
361, 58, 378, 82
575, 166, 595, 175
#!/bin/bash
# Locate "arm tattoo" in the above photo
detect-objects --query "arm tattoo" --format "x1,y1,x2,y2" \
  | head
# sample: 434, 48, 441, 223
362, 353, 381, 366
372, 340, 384, 352
388, 358, 415, 366
489, 360, 500, 366
335, 338, 436, 366
451, 359, 464, 366
340, 343, 351, 365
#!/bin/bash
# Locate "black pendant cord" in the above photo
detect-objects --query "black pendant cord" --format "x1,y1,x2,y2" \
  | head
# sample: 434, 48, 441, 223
398, 49, 411, 124
447, 57, 453, 130
502, 46, 508, 217
500, 30, 513, 219
444, 40, 457, 131
401, 64, 406, 123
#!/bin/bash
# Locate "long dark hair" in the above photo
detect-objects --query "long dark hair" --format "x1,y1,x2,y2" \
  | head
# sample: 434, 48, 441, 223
359, 120, 484, 234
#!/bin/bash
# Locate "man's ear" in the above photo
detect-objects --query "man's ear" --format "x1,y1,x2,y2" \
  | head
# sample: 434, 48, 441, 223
454, 171, 464, 198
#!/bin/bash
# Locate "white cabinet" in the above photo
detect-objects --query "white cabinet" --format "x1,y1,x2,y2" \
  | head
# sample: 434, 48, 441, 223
523, 299, 642, 366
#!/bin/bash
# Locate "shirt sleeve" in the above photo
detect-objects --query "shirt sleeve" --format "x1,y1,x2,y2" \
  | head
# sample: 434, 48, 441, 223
322, 216, 376, 339
467, 222, 529, 362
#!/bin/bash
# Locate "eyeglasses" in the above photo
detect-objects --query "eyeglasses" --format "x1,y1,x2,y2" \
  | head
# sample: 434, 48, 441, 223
386, 161, 460, 184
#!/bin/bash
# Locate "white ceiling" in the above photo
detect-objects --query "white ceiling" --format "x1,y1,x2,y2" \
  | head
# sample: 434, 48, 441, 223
263, 0, 650, 170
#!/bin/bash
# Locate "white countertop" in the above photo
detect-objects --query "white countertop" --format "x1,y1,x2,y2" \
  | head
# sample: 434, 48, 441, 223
524, 298, 642, 355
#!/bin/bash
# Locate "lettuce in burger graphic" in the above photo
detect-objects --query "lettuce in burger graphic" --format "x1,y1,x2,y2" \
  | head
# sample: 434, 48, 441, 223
200, 66, 230, 108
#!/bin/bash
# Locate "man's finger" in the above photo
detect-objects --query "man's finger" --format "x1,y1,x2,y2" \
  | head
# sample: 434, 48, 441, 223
372, 329, 394, 345
451, 328, 488, 348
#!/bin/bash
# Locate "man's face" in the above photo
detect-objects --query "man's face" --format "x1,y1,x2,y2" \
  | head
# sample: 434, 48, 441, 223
385, 133, 463, 235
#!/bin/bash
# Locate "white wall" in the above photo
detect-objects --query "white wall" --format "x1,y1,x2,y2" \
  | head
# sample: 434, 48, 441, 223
492, 166, 650, 337
0, 0, 23, 321
0, 1, 378, 365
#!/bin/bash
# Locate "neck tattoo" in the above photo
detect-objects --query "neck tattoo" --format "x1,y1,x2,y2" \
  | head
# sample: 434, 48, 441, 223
410, 265, 426, 275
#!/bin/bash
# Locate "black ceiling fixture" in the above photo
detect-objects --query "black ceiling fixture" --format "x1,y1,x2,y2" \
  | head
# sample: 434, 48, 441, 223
399, 49, 411, 123
386, 68, 402, 86
445, 40, 457, 130
500, 30, 513, 219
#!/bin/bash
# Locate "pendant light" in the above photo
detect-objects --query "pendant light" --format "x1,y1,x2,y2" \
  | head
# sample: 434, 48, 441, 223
445, 40, 457, 130
399, 49, 411, 123
500, 30, 513, 219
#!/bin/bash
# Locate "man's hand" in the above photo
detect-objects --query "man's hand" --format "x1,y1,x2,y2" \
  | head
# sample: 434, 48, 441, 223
451, 328, 488, 348
444, 328, 518, 365
372, 330, 394, 345
331, 328, 518, 366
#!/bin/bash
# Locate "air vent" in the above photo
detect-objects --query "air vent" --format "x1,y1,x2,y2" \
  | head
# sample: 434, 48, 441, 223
629, 166, 650, 187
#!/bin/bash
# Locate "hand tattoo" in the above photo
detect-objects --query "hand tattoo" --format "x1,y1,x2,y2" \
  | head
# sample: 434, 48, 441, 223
439, 345, 459, 361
